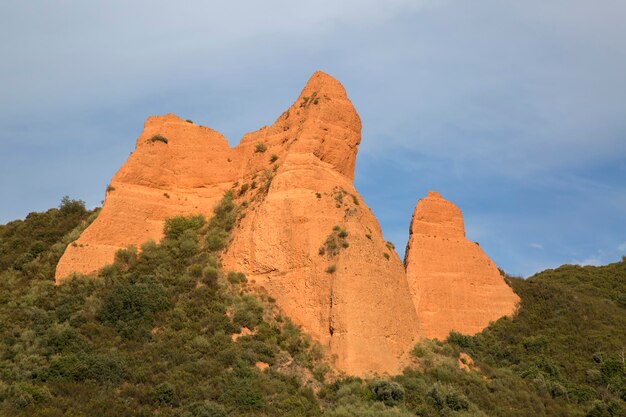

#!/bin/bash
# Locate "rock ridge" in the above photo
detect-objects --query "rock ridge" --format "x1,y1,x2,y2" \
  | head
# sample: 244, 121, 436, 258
56, 71, 519, 376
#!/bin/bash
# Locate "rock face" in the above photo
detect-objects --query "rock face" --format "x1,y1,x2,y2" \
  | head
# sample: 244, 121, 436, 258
403, 191, 520, 340
56, 71, 519, 376
56, 71, 421, 376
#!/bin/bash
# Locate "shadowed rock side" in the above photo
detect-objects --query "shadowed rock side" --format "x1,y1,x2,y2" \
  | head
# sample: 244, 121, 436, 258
56, 71, 422, 376
404, 191, 520, 340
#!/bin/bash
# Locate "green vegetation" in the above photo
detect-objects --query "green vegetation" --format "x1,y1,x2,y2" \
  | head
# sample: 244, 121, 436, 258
456, 265, 626, 415
254, 142, 267, 153
270, 154, 279, 163
332, 187, 360, 210
1, 196, 624, 416
0, 196, 91, 273
148, 134, 169, 144
238, 183, 249, 196
300, 92, 320, 108
319, 226, 349, 258
0, 195, 324, 416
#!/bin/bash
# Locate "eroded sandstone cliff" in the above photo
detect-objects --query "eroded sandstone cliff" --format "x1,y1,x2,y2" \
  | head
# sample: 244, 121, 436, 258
403, 191, 520, 340
56, 71, 518, 376
56, 72, 421, 375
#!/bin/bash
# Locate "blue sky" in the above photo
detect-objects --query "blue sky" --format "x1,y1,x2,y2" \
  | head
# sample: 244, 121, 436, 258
1, 0, 625, 276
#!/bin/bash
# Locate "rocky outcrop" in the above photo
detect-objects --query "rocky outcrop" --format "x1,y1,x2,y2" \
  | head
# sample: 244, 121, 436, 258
403, 191, 520, 340
56, 71, 421, 376
56, 71, 519, 376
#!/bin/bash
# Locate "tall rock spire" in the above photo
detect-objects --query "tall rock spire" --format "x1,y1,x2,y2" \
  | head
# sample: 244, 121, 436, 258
404, 191, 520, 340
56, 71, 421, 376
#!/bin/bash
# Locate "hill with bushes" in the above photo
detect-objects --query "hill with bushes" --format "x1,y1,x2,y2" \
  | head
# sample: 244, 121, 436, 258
0, 198, 624, 416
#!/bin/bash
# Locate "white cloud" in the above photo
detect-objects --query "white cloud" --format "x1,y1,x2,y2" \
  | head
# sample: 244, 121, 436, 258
573, 256, 602, 266
530, 243, 543, 249
618, 242, 626, 252
573, 250, 605, 266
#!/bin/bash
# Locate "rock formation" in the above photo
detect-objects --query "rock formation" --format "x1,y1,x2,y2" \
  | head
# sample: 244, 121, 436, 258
56, 71, 421, 376
403, 191, 520, 340
56, 71, 519, 376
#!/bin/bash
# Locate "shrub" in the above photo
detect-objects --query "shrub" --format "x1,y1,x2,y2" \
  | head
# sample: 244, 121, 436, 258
325, 265, 336, 274
98, 280, 169, 338
155, 382, 175, 405
369, 379, 405, 406
321, 226, 349, 258
206, 230, 228, 252
426, 384, 470, 413
186, 401, 227, 417
254, 142, 267, 153
227, 271, 247, 284
148, 134, 168, 144
270, 154, 278, 163
164, 215, 205, 240
447, 331, 474, 349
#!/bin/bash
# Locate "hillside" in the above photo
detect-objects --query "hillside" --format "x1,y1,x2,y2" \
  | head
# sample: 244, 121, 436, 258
0, 200, 624, 416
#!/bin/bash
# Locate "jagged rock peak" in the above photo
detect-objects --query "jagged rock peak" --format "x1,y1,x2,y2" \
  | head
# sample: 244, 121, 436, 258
55, 71, 420, 376
407, 190, 465, 241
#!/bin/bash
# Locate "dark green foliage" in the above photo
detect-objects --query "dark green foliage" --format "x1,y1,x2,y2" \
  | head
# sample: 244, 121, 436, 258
464, 263, 626, 412
320, 226, 349, 258
205, 191, 237, 252
446, 331, 474, 349
426, 384, 469, 413
0, 196, 88, 272
254, 142, 267, 153
227, 271, 247, 284
1, 197, 625, 416
369, 380, 405, 406
156, 382, 176, 405
185, 400, 227, 417
41, 352, 127, 384
0, 196, 323, 416
98, 278, 169, 339
164, 215, 205, 240
148, 134, 168, 144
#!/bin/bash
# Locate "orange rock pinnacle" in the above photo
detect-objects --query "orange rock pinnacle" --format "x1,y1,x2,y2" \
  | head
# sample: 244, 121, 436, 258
404, 191, 519, 340
56, 72, 519, 375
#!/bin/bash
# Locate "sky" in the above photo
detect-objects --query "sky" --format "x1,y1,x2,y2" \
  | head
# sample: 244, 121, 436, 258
1, 0, 625, 277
